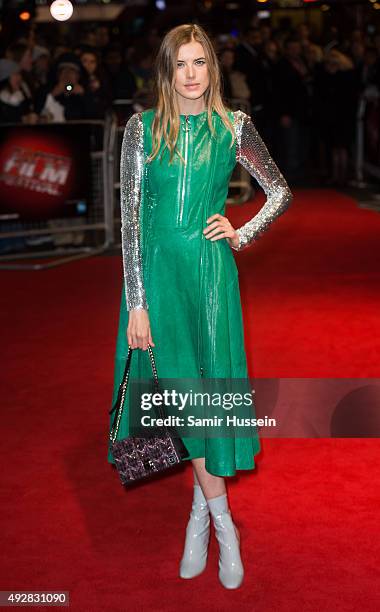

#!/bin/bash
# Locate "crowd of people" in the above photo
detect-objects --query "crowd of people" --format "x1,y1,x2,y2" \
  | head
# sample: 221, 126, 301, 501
1, 18, 380, 185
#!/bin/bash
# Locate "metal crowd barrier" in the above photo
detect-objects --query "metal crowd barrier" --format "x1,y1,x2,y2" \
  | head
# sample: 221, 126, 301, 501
0, 116, 114, 270
109, 98, 134, 247
0, 100, 256, 270
224, 97, 253, 204
354, 88, 380, 187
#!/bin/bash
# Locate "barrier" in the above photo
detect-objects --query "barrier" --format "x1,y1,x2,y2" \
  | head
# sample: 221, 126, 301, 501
109, 98, 135, 241
0, 100, 256, 270
224, 97, 253, 204
354, 88, 380, 187
0, 116, 114, 269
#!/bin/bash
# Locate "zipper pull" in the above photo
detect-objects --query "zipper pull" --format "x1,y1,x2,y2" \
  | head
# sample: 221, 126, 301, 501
184, 114, 191, 131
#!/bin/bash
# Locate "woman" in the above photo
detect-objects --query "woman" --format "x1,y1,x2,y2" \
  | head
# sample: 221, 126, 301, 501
108, 24, 293, 589
79, 48, 111, 117
0, 58, 36, 124
219, 46, 251, 104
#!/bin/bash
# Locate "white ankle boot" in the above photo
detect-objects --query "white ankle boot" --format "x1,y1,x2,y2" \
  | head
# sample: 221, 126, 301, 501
179, 484, 210, 579
208, 493, 244, 589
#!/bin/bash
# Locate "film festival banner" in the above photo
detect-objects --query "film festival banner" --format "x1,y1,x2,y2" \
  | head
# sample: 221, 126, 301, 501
0, 123, 92, 224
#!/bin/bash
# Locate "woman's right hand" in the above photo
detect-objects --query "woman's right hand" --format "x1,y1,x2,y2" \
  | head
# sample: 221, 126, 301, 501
127, 309, 155, 351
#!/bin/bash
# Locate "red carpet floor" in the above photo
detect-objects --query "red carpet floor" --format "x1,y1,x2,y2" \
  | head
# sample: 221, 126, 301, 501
1, 189, 380, 611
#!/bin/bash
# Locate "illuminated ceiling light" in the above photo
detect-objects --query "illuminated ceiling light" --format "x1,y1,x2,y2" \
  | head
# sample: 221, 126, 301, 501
321, 3, 330, 10
257, 0, 269, 3
50, 0, 74, 22
369, 0, 377, 3
19, 11, 31, 20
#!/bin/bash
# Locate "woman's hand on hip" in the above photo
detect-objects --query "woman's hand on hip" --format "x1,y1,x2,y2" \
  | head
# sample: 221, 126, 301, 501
127, 309, 155, 351
203, 213, 239, 249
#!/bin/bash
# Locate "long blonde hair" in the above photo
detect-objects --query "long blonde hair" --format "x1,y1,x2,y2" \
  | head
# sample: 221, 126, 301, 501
148, 23, 235, 165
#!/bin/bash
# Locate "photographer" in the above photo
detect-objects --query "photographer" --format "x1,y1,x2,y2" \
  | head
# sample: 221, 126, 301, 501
34, 53, 89, 121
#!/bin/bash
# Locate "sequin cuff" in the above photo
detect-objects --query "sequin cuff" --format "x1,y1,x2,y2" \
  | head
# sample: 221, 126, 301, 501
120, 112, 149, 311
231, 110, 293, 251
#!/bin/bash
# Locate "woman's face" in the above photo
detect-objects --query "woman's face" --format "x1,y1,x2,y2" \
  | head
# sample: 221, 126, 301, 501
81, 53, 97, 75
175, 40, 210, 102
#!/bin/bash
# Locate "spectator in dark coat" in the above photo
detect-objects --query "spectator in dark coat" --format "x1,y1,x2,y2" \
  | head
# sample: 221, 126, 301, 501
234, 26, 265, 116
79, 48, 111, 117
314, 49, 359, 186
274, 37, 313, 181
103, 46, 137, 101
257, 39, 281, 154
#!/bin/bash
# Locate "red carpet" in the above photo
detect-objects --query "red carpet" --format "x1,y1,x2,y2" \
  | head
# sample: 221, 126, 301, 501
1, 189, 379, 611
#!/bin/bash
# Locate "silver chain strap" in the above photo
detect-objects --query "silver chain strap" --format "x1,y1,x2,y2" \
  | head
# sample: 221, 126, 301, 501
109, 344, 159, 443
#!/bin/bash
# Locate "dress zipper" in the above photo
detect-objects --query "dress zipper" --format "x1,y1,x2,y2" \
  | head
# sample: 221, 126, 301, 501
179, 114, 190, 225
197, 113, 217, 380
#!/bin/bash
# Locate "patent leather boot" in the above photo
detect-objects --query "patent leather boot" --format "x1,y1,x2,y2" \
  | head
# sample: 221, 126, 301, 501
179, 484, 210, 578
208, 493, 244, 589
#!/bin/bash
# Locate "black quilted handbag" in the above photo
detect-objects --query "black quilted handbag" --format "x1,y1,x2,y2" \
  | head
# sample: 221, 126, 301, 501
108, 344, 189, 486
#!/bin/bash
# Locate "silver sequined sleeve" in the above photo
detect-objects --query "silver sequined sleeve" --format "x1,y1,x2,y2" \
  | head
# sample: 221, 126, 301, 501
231, 110, 293, 251
120, 112, 149, 311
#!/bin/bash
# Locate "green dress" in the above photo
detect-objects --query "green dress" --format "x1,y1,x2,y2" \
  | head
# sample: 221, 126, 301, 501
107, 107, 293, 476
